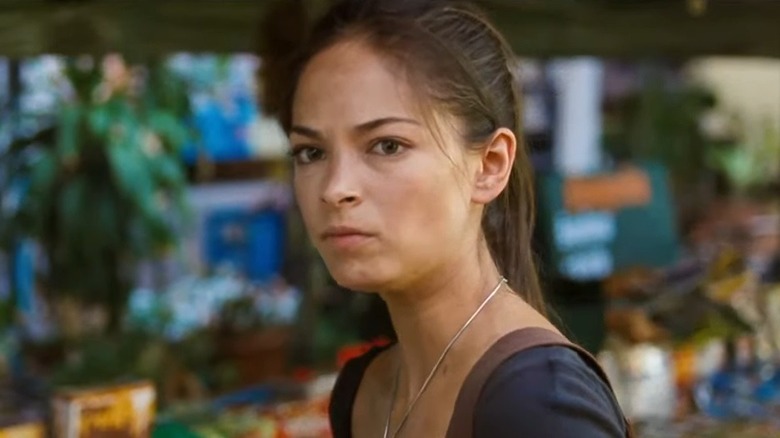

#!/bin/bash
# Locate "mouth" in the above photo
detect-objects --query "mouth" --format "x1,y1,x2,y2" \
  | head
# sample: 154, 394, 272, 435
320, 226, 376, 249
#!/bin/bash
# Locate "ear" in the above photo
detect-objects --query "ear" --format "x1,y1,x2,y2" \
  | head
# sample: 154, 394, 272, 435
472, 128, 516, 205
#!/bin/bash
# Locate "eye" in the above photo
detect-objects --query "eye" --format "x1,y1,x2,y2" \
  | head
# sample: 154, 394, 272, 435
290, 146, 325, 165
370, 139, 405, 156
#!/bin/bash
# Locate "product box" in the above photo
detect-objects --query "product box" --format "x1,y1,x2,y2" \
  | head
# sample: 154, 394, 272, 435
0, 422, 45, 438
52, 381, 155, 438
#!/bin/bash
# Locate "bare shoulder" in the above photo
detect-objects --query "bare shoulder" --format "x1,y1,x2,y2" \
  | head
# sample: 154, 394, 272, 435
358, 343, 398, 395
350, 344, 398, 436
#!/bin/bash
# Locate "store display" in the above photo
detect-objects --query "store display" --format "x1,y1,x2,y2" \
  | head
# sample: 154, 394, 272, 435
1, 42, 777, 438
599, 340, 677, 421
537, 161, 681, 282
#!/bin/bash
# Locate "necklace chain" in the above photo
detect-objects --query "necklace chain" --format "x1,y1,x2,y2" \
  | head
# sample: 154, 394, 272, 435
382, 277, 507, 438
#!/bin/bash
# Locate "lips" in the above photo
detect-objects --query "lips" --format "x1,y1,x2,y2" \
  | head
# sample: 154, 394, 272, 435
320, 225, 375, 250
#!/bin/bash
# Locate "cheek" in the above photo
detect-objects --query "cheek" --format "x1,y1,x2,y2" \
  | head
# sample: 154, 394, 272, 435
382, 164, 471, 244
293, 174, 321, 230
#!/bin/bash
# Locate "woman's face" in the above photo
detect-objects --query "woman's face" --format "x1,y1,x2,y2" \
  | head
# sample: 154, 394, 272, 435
290, 40, 483, 292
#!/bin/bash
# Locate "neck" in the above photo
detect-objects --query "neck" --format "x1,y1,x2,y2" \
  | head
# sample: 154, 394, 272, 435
380, 242, 502, 396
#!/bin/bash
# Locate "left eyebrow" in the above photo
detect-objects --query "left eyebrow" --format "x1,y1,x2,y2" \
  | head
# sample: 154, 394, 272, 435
354, 117, 420, 133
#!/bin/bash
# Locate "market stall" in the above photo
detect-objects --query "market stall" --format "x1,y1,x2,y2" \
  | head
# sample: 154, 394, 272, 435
0, 1, 778, 437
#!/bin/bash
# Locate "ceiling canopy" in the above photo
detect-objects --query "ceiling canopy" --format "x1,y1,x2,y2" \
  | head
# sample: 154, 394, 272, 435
0, 0, 777, 58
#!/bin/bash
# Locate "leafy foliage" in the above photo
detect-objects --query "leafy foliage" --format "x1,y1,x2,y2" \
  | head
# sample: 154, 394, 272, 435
47, 328, 223, 408
0, 56, 194, 333
707, 117, 780, 196
603, 66, 719, 188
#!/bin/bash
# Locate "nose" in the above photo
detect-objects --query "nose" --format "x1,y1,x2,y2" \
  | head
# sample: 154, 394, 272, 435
320, 152, 362, 207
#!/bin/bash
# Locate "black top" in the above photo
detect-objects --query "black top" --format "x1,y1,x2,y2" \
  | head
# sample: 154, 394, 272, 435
329, 345, 627, 437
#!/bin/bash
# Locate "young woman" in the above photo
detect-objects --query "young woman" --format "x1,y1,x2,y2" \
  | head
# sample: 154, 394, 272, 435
276, 0, 631, 436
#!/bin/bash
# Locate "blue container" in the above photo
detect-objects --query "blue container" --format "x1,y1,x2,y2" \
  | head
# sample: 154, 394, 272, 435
204, 207, 284, 282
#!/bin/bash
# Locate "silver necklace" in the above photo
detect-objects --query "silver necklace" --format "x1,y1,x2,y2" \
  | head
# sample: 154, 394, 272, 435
382, 277, 507, 438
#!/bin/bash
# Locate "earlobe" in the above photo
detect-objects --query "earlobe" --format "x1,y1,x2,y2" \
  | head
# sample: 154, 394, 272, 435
472, 128, 516, 205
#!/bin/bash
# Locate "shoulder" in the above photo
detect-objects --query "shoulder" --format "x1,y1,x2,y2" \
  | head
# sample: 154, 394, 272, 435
473, 345, 627, 438
328, 344, 393, 437
330, 344, 391, 405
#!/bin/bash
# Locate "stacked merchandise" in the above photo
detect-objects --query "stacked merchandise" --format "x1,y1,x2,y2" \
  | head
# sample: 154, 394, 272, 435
601, 225, 780, 435
0, 373, 336, 437
153, 340, 390, 438
155, 374, 336, 438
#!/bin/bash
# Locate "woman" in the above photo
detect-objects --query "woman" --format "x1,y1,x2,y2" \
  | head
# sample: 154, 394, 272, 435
276, 0, 631, 436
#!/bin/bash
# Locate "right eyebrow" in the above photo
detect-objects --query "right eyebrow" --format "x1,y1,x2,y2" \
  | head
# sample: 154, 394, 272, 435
290, 125, 324, 141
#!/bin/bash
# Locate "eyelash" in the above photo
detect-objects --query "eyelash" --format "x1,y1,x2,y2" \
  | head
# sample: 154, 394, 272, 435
370, 138, 407, 155
289, 145, 322, 165
289, 138, 409, 165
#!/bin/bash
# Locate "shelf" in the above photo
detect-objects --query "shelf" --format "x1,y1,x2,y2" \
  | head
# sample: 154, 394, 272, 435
185, 158, 290, 183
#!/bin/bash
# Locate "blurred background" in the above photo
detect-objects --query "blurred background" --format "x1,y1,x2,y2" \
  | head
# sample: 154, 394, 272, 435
0, 0, 779, 437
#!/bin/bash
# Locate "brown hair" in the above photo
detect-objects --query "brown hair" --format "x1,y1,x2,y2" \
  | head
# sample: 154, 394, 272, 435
271, 0, 545, 313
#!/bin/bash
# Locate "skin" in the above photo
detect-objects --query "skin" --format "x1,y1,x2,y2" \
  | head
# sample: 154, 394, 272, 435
290, 38, 557, 437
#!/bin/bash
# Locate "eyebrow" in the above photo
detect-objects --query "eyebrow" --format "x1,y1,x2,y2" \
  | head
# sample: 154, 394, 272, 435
290, 117, 420, 140
290, 125, 323, 140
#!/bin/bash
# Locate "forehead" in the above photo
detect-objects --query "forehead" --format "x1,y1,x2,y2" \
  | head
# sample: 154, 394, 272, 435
292, 40, 425, 127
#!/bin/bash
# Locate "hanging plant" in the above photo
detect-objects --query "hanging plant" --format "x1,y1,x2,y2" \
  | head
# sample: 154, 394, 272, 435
0, 55, 194, 335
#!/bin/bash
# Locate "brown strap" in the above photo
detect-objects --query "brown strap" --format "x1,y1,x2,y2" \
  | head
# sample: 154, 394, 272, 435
445, 327, 634, 438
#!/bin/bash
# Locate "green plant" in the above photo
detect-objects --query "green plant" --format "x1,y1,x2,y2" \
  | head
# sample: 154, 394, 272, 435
48, 328, 222, 407
0, 56, 193, 334
50, 329, 165, 387
707, 116, 780, 196
216, 296, 268, 334
603, 66, 719, 188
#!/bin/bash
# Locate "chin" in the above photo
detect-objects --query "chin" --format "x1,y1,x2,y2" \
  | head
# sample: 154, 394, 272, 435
326, 262, 391, 292
331, 272, 385, 292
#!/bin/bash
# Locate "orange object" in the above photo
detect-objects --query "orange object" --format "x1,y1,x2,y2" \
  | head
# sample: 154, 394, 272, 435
564, 167, 652, 213
673, 345, 697, 391
291, 367, 315, 383
337, 337, 392, 368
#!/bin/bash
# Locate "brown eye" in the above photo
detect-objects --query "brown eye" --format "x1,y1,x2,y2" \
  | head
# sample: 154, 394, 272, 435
291, 146, 325, 164
371, 139, 404, 155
